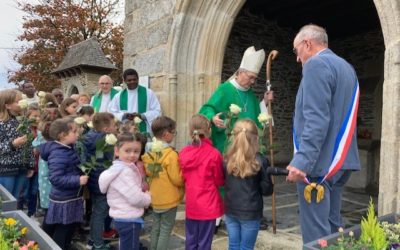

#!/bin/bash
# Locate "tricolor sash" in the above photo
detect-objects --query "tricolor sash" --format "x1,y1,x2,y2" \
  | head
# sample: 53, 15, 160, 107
293, 82, 360, 202
119, 86, 147, 132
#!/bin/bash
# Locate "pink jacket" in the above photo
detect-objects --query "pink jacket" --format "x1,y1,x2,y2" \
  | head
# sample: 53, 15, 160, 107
99, 160, 151, 219
179, 138, 224, 220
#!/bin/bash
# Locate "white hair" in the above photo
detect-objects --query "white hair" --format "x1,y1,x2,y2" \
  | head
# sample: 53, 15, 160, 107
296, 24, 328, 46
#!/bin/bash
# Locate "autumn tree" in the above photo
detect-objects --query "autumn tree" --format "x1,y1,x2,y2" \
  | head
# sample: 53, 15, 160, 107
9, 0, 123, 91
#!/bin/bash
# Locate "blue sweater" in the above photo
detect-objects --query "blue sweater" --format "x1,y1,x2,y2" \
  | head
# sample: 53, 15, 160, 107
40, 141, 82, 201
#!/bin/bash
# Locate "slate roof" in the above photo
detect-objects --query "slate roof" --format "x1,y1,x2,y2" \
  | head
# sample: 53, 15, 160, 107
53, 37, 117, 73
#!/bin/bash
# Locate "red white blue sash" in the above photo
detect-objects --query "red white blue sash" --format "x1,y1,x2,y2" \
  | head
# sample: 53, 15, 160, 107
293, 81, 360, 184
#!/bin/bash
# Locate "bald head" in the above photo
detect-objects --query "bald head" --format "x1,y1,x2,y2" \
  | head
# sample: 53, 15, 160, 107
98, 75, 113, 94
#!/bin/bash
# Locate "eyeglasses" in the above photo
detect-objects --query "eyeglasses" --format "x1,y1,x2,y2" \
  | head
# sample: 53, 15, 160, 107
243, 71, 258, 82
99, 82, 111, 85
293, 40, 305, 55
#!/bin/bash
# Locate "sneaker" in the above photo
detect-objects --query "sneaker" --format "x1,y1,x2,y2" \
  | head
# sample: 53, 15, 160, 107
86, 239, 93, 250
102, 229, 119, 240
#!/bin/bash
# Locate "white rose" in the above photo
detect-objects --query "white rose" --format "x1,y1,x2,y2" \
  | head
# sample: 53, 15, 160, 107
21, 94, 27, 100
105, 134, 118, 145
229, 104, 241, 115
258, 113, 272, 123
74, 117, 86, 125
114, 86, 123, 92
151, 137, 163, 153
134, 116, 142, 124
18, 99, 28, 109
87, 121, 93, 128
37, 91, 46, 98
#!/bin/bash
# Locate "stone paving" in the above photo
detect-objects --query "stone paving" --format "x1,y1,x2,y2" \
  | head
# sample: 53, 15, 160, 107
65, 176, 375, 250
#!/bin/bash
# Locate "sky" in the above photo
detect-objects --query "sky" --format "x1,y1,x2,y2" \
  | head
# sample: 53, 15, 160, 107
0, 0, 124, 90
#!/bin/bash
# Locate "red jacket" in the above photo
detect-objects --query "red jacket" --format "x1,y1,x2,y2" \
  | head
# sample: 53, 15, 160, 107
179, 138, 224, 220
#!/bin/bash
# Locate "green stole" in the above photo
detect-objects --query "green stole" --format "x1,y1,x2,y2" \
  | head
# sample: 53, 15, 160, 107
92, 88, 119, 112
120, 85, 147, 132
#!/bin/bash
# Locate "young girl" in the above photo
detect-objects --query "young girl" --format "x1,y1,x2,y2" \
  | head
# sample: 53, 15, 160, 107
59, 97, 78, 117
78, 93, 91, 105
39, 116, 88, 250
0, 89, 34, 198
99, 133, 151, 250
224, 119, 273, 250
179, 114, 224, 250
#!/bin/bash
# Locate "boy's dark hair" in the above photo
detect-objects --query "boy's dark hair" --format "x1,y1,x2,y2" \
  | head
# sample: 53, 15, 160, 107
122, 68, 138, 80
151, 116, 176, 138
77, 105, 94, 116
92, 112, 115, 131
116, 133, 143, 149
49, 116, 75, 141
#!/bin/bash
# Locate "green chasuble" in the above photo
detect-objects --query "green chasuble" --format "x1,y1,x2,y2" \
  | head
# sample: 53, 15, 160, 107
199, 81, 262, 154
119, 86, 147, 132
92, 88, 119, 113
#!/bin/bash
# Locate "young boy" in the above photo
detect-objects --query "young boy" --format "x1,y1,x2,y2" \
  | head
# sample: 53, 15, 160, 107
142, 116, 184, 250
83, 112, 117, 250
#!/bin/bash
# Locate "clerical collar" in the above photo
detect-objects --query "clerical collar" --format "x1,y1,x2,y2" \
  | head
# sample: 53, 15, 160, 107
230, 78, 249, 91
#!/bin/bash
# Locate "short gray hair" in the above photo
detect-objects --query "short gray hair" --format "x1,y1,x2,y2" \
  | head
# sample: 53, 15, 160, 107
296, 24, 328, 46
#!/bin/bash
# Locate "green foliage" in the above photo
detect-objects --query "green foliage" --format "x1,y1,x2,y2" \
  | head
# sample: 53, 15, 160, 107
146, 151, 163, 185
359, 199, 389, 250
380, 221, 400, 244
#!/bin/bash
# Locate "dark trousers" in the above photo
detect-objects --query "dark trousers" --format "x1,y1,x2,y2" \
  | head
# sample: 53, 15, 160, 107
114, 221, 141, 250
41, 209, 56, 237
185, 219, 215, 250
52, 223, 79, 250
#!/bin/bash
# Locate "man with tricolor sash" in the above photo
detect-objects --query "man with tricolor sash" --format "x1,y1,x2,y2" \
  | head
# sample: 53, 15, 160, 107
108, 68, 162, 133
90, 75, 120, 113
286, 24, 361, 244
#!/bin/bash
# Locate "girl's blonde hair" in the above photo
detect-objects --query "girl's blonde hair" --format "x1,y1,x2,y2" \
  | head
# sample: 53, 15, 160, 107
0, 89, 21, 121
189, 114, 210, 145
225, 119, 260, 178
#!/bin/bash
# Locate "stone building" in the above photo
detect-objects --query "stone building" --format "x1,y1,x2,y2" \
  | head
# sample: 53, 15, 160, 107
53, 37, 116, 96
123, 0, 400, 215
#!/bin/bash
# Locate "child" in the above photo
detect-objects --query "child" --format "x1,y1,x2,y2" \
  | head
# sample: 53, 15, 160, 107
179, 114, 224, 250
77, 105, 95, 135
0, 89, 34, 198
78, 93, 91, 105
223, 119, 273, 250
142, 116, 184, 250
39, 116, 88, 250
99, 133, 151, 250
83, 112, 117, 250
19, 103, 41, 216
59, 97, 78, 117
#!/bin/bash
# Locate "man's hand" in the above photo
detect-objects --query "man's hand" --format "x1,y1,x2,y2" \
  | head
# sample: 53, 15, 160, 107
286, 165, 307, 182
212, 112, 225, 129
264, 91, 274, 103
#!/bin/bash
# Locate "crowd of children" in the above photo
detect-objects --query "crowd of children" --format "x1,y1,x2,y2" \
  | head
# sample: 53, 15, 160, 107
0, 87, 275, 250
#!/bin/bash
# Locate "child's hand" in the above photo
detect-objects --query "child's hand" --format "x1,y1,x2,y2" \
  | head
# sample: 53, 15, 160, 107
26, 170, 34, 178
79, 175, 89, 185
12, 135, 27, 148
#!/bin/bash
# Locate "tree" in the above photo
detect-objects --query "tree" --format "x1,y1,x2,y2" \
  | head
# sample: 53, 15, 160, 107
9, 0, 123, 91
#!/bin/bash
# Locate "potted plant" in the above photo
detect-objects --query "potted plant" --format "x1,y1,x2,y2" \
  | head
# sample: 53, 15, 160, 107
304, 199, 400, 250
1, 210, 61, 250
0, 184, 17, 212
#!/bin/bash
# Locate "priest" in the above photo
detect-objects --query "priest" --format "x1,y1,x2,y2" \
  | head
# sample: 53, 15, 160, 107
199, 46, 271, 153
91, 75, 120, 113
108, 68, 162, 133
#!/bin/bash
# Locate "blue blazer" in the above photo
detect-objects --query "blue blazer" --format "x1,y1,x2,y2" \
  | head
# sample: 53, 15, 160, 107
290, 49, 361, 177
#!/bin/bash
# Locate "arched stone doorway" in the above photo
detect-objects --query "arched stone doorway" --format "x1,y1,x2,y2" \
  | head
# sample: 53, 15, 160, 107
168, 0, 400, 215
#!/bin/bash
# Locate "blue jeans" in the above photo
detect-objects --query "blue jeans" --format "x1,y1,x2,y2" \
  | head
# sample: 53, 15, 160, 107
225, 215, 260, 250
22, 172, 39, 216
90, 194, 109, 248
114, 221, 141, 250
0, 173, 27, 199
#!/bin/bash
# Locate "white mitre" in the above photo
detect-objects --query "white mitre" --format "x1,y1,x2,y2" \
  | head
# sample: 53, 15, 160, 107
229, 46, 265, 81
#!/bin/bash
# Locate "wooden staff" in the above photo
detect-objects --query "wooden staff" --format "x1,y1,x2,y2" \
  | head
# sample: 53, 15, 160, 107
266, 50, 278, 234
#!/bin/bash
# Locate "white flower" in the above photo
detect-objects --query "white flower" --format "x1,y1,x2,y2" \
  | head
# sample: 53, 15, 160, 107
74, 117, 86, 125
134, 116, 142, 124
338, 227, 344, 233
114, 86, 123, 92
349, 231, 354, 237
151, 137, 163, 153
87, 121, 93, 128
105, 134, 118, 145
37, 91, 46, 98
258, 112, 272, 123
229, 104, 241, 115
18, 99, 28, 109
21, 94, 27, 100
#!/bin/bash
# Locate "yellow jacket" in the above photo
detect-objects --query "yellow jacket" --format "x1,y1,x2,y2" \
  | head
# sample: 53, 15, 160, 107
142, 147, 184, 209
